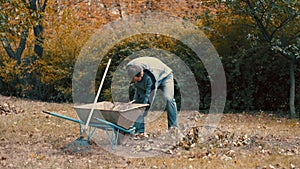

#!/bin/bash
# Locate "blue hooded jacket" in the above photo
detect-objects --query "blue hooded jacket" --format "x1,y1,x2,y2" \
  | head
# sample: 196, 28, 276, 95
127, 57, 173, 104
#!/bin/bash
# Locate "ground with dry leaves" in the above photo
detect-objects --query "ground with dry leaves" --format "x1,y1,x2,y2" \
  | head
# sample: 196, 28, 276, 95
0, 94, 299, 169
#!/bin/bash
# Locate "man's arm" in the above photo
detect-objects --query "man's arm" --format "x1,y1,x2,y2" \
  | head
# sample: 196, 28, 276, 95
143, 77, 153, 104
133, 89, 138, 102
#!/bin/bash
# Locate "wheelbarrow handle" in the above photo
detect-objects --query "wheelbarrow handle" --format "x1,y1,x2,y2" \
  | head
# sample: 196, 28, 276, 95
41, 110, 84, 124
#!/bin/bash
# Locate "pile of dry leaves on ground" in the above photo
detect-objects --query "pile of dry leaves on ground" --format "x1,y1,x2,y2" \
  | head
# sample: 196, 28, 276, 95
0, 101, 25, 115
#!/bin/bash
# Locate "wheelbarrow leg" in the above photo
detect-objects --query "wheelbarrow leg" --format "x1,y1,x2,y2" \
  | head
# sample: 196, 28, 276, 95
104, 127, 120, 149
80, 124, 96, 141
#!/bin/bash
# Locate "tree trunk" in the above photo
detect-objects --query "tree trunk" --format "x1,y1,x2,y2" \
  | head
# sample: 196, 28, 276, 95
289, 57, 296, 118
33, 23, 44, 58
28, 0, 48, 59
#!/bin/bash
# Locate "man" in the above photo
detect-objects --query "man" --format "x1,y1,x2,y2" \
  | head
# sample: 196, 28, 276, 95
126, 57, 178, 135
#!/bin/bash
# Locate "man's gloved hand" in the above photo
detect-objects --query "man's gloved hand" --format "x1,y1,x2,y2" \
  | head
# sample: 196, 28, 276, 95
129, 100, 135, 104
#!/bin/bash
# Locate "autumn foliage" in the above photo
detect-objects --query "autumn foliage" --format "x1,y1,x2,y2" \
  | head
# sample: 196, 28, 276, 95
0, 0, 299, 114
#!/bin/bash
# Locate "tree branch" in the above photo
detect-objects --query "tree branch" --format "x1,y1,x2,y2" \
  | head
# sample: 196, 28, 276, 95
2, 40, 17, 60
22, 0, 28, 6
270, 13, 298, 38
258, 0, 267, 21
16, 31, 28, 58
29, 0, 37, 10
265, 0, 275, 30
1, 30, 28, 62
41, 0, 48, 12
243, 0, 272, 42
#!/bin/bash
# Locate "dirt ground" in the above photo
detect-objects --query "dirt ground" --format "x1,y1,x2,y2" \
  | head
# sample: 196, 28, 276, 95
0, 95, 299, 169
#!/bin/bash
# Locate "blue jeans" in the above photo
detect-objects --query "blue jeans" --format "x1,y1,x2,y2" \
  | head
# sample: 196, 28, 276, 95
134, 73, 178, 133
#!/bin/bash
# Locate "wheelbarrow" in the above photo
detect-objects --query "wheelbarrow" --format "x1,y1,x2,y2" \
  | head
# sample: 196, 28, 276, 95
42, 101, 148, 151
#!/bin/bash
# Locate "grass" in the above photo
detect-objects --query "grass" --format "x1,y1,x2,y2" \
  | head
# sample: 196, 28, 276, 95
0, 95, 299, 169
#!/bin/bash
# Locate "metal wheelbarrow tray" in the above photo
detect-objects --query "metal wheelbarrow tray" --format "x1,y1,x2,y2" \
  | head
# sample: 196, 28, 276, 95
42, 101, 149, 150
74, 101, 148, 130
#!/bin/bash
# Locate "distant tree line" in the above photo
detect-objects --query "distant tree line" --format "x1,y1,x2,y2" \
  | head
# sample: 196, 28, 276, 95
0, 0, 299, 117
